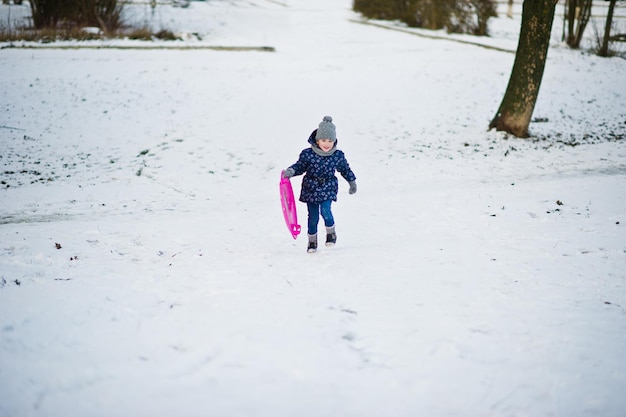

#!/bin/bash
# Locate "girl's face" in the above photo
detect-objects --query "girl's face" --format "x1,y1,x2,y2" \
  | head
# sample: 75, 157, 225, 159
317, 139, 334, 152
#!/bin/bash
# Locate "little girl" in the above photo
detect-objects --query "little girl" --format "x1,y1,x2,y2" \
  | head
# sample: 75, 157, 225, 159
283, 116, 357, 253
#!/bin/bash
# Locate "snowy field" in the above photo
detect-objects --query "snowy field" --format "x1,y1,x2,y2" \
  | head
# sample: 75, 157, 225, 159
1, 1, 625, 416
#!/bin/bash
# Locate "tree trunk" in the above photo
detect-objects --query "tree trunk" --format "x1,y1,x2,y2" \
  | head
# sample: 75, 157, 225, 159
599, 0, 616, 57
489, 0, 558, 138
564, 0, 592, 48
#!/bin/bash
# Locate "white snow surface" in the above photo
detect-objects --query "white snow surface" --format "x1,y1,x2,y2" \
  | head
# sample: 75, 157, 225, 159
1, 1, 626, 416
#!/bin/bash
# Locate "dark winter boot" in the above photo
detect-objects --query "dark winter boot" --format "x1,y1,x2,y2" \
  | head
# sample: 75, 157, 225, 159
325, 226, 336, 247
307, 234, 318, 253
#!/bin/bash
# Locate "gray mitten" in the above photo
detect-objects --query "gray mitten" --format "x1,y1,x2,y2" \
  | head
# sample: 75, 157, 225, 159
283, 167, 295, 178
348, 180, 357, 194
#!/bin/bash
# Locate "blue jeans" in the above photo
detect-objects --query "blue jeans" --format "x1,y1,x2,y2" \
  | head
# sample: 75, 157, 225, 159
307, 201, 334, 235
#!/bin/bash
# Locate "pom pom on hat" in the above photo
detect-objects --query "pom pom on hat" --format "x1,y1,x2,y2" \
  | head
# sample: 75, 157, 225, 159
315, 115, 336, 141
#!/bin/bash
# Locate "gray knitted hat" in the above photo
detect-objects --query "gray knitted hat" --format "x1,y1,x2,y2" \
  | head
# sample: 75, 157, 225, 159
315, 116, 337, 141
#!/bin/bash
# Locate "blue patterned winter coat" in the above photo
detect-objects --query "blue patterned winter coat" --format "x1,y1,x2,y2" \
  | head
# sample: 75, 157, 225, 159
288, 130, 357, 203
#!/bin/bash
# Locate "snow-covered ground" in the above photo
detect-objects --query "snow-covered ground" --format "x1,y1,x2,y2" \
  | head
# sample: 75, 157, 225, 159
1, 1, 625, 416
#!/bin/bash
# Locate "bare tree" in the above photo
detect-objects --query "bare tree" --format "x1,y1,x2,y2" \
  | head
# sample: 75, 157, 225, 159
599, 0, 617, 57
564, 0, 592, 48
489, 0, 558, 138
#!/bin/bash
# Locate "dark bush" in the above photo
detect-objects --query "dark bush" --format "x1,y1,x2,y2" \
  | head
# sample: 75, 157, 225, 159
353, 0, 407, 20
354, 0, 497, 36
29, 0, 123, 33
155, 29, 178, 41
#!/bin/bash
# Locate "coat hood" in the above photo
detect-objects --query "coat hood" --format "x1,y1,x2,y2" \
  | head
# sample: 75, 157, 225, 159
308, 129, 338, 156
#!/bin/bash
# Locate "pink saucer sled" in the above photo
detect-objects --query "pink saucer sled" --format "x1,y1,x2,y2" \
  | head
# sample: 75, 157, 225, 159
280, 172, 301, 239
